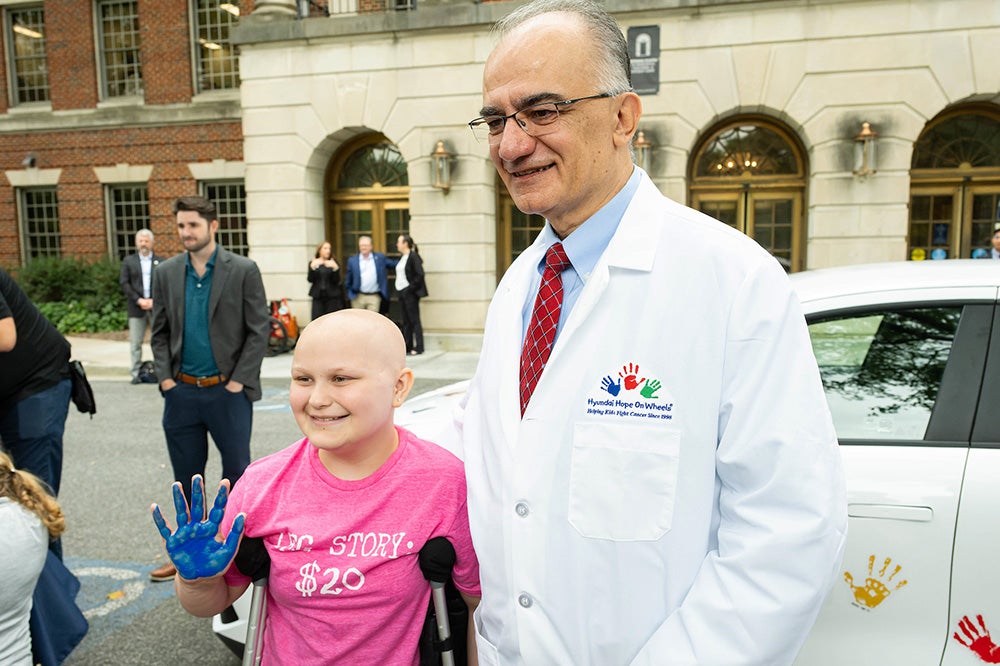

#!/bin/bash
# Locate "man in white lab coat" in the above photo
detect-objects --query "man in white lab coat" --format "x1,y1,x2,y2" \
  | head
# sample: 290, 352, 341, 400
458, 1, 848, 664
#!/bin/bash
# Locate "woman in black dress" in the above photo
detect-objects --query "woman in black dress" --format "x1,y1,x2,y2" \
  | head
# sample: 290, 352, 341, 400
394, 234, 427, 355
307, 241, 346, 320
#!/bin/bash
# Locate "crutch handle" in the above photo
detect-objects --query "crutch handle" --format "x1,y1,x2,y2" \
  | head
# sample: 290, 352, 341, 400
419, 537, 458, 666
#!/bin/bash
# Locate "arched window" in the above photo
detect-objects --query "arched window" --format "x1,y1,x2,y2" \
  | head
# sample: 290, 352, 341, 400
908, 105, 1000, 260
689, 117, 807, 271
337, 141, 409, 189
327, 135, 410, 262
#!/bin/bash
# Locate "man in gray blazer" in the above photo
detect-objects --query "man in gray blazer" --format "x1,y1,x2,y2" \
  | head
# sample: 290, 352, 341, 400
150, 195, 269, 581
119, 228, 164, 383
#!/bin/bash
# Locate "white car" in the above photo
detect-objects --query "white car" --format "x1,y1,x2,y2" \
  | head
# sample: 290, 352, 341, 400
217, 259, 1000, 665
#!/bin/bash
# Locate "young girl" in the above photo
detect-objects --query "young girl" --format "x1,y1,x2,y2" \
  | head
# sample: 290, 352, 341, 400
152, 310, 480, 665
0, 451, 66, 666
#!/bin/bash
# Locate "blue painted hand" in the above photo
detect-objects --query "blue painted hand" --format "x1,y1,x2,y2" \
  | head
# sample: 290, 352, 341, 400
600, 375, 622, 396
151, 475, 245, 580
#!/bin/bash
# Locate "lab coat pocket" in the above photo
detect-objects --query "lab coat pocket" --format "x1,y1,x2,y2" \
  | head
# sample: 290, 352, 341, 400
568, 422, 680, 541
472, 605, 500, 666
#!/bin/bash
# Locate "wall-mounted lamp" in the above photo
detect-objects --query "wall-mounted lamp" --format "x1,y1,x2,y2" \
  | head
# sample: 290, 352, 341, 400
431, 140, 454, 193
853, 121, 877, 176
22, 153, 36, 169
633, 130, 653, 172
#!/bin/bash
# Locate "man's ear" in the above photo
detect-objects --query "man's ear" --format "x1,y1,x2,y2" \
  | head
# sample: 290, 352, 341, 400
393, 368, 415, 407
613, 92, 642, 149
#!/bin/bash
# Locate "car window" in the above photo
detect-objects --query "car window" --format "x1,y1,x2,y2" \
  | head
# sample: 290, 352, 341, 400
808, 306, 963, 440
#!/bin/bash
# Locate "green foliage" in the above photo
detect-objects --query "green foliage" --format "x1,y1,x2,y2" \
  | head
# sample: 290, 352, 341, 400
36, 300, 128, 334
15, 256, 127, 334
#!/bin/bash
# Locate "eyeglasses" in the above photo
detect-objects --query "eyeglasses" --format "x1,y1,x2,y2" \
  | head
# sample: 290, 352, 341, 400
468, 93, 616, 142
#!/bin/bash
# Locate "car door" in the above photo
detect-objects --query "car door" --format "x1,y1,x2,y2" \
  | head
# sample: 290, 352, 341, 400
794, 293, 993, 666
943, 300, 1000, 666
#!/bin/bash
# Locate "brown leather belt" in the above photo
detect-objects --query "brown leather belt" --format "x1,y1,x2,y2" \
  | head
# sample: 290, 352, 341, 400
175, 372, 228, 387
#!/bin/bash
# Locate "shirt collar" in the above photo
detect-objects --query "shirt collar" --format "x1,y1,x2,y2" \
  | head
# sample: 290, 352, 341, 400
536, 166, 641, 281
186, 246, 219, 272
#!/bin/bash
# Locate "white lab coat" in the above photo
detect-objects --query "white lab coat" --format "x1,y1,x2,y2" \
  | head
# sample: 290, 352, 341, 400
459, 172, 847, 665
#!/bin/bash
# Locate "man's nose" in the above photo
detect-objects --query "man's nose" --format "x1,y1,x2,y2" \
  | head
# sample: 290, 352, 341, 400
495, 118, 536, 162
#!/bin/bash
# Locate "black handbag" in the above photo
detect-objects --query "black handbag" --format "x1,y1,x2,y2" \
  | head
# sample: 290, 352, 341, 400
68, 360, 96, 417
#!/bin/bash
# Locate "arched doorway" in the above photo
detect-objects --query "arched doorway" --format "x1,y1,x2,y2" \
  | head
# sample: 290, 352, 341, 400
908, 104, 1000, 260
326, 134, 410, 316
689, 116, 808, 271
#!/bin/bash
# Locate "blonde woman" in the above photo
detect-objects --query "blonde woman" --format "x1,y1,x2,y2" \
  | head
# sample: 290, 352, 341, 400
0, 451, 66, 666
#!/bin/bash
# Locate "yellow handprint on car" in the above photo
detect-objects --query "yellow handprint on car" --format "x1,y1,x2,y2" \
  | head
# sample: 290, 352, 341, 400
843, 554, 908, 610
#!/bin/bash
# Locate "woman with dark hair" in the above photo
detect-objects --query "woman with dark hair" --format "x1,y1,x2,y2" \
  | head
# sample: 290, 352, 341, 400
307, 241, 346, 320
394, 234, 427, 355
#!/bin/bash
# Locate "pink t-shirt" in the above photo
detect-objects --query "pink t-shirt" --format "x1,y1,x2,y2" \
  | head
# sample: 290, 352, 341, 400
222, 426, 480, 665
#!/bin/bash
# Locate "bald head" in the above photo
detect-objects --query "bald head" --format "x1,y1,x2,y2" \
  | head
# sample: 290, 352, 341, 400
299, 309, 406, 374
290, 310, 415, 479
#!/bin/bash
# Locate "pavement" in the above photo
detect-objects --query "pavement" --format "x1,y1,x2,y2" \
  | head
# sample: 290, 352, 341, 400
66, 334, 481, 386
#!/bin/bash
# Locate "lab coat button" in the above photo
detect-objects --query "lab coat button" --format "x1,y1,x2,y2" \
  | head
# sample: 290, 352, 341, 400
515, 502, 530, 517
517, 593, 533, 608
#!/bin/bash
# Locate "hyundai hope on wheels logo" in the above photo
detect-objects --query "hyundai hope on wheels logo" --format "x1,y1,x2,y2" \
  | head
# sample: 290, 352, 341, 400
586, 363, 675, 421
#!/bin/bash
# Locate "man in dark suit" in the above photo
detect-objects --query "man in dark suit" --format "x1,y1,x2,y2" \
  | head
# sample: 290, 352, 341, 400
149, 195, 269, 581
344, 235, 390, 312
119, 229, 164, 384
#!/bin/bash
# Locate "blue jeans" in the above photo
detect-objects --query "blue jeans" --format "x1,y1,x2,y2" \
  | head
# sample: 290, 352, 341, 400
162, 383, 252, 500
0, 378, 71, 560
0, 378, 71, 497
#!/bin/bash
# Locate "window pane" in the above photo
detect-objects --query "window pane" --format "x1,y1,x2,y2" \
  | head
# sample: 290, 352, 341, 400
340, 209, 372, 258
509, 207, 544, 264
912, 113, 1000, 169
6, 6, 49, 104
337, 143, 409, 189
383, 208, 409, 259
699, 200, 738, 229
20, 188, 60, 261
109, 185, 150, 259
202, 181, 248, 256
908, 194, 954, 261
98, 0, 142, 98
971, 193, 1000, 258
695, 124, 799, 178
193, 0, 240, 92
808, 307, 962, 440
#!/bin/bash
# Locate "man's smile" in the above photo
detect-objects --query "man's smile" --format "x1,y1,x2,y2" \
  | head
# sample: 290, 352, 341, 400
510, 164, 554, 177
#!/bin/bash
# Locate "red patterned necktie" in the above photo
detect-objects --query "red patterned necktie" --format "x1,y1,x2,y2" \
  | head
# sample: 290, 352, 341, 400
519, 242, 572, 416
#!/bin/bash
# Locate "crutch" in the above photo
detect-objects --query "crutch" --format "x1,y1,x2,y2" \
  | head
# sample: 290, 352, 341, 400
236, 537, 271, 666
243, 578, 268, 666
419, 537, 458, 666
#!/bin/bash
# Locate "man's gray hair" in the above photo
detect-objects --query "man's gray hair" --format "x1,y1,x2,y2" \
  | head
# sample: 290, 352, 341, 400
492, 0, 632, 95
136, 228, 154, 242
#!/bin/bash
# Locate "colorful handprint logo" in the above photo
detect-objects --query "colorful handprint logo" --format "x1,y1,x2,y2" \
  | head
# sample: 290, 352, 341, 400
619, 363, 645, 391
954, 614, 1000, 663
843, 554, 907, 610
601, 363, 661, 399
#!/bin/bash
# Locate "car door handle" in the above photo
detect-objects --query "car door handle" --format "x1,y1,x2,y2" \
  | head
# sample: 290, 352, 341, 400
848, 503, 933, 522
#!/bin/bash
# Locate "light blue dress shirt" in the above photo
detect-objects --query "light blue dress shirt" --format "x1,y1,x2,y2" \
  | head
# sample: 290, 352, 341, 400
521, 167, 642, 342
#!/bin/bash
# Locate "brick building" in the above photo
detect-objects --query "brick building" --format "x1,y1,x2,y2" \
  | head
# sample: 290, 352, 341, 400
0, 0, 252, 265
